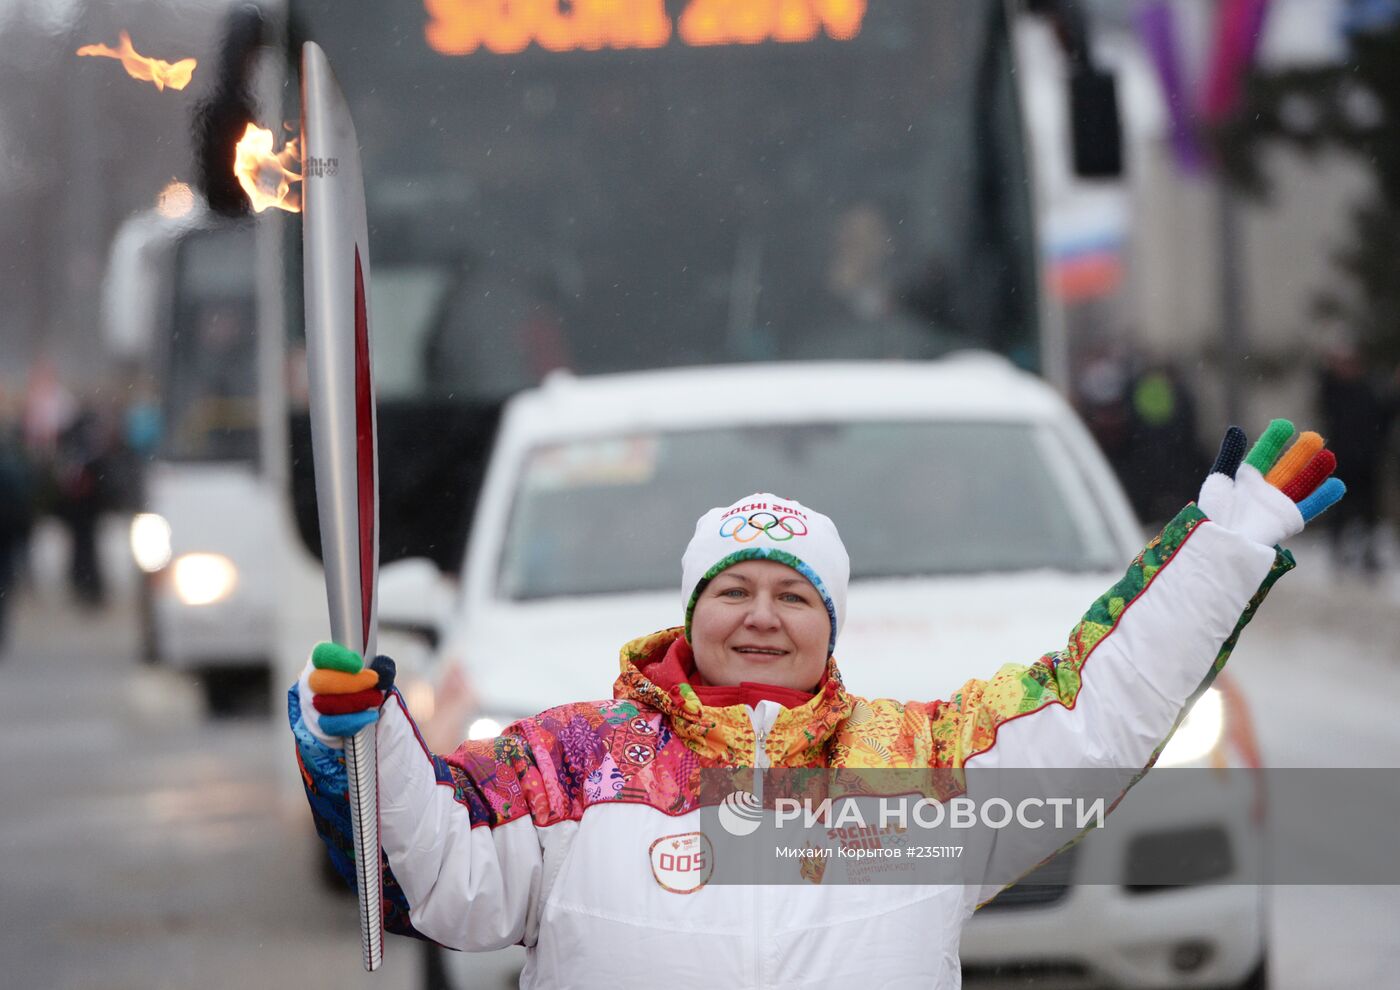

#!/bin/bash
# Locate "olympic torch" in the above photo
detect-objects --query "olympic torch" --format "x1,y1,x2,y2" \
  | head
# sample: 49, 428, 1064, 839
300, 40, 383, 971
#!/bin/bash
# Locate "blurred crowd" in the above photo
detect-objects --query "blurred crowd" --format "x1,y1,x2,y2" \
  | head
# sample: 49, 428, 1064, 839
0, 361, 157, 653
1072, 339, 1400, 573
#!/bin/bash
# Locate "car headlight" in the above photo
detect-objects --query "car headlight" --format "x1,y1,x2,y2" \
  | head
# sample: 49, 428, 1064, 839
466, 712, 532, 740
130, 513, 172, 573
1157, 688, 1225, 767
171, 553, 238, 606
468, 716, 505, 740
399, 677, 436, 723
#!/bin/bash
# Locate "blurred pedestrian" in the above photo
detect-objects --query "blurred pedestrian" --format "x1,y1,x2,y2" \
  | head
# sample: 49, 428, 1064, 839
107, 382, 163, 515
1121, 359, 1208, 526
1317, 341, 1400, 573
21, 358, 77, 463
52, 407, 110, 608
0, 401, 36, 654
122, 381, 162, 459
1073, 343, 1133, 470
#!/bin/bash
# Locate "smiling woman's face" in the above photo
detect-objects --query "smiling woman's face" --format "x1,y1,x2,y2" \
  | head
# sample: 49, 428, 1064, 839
688, 560, 830, 691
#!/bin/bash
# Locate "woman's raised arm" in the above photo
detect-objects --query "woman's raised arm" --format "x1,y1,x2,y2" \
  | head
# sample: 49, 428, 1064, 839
928, 422, 1342, 906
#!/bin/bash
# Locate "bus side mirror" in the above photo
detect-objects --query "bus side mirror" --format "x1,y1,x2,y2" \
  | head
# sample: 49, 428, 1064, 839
1069, 65, 1123, 179
192, 5, 268, 217
1026, 0, 1125, 179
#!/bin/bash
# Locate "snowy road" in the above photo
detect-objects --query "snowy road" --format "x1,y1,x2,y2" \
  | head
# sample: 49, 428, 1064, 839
1220, 536, 1400, 989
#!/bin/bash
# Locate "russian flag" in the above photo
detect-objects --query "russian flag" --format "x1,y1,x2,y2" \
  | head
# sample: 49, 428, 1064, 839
1048, 232, 1124, 302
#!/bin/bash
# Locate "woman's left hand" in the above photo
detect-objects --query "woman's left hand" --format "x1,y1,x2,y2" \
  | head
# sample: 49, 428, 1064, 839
1197, 419, 1346, 547
307, 642, 396, 738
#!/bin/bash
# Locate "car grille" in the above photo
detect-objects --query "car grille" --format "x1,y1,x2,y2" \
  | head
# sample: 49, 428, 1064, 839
961, 960, 1096, 987
1124, 824, 1234, 892
979, 844, 1078, 911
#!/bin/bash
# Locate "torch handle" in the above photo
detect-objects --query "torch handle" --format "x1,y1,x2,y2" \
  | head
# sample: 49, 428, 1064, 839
344, 726, 382, 970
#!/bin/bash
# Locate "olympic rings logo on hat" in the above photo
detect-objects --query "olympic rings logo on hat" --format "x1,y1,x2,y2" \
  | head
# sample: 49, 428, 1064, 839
718, 512, 809, 543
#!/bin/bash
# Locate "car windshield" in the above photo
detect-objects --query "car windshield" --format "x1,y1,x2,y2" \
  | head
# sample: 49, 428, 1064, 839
499, 421, 1120, 599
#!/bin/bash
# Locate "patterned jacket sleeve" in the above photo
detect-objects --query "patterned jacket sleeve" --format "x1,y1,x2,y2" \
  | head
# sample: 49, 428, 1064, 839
933, 504, 1294, 908
290, 687, 573, 950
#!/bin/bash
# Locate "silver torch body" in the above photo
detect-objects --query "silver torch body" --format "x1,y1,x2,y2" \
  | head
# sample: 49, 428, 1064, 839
300, 39, 384, 971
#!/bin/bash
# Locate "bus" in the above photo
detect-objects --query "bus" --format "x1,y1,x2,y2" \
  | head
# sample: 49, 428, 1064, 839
102, 205, 280, 710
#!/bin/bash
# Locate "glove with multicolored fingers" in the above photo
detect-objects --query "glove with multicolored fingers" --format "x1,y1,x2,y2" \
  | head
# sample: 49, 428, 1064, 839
1197, 419, 1346, 547
303, 642, 395, 745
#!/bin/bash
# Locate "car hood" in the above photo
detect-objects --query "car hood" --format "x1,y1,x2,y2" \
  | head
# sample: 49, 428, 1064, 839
449, 570, 1120, 717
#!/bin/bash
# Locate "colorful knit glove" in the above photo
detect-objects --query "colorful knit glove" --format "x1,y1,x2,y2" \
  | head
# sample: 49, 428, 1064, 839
1197, 419, 1346, 547
306, 642, 396, 740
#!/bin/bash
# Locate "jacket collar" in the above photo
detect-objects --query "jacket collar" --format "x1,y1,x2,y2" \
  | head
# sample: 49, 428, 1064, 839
613, 627, 854, 767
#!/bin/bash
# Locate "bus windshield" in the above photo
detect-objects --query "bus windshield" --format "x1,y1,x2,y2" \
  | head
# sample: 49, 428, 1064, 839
287, 0, 1038, 402
163, 223, 259, 463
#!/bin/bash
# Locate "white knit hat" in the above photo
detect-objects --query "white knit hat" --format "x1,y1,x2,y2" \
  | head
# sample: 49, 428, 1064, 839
681, 493, 850, 655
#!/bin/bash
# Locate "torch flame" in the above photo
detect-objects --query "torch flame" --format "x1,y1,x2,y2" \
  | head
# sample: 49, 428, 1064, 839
233, 124, 302, 214
75, 31, 196, 92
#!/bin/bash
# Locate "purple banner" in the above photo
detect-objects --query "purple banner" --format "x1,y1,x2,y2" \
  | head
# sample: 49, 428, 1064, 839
1137, 0, 1205, 173
1203, 0, 1272, 123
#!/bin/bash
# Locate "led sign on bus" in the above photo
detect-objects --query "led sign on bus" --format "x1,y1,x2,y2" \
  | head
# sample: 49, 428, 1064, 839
425, 0, 868, 56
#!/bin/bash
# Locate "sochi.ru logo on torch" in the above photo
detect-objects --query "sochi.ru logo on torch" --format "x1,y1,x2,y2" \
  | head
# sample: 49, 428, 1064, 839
717, 789, 764, 836
305, 156, 339, 178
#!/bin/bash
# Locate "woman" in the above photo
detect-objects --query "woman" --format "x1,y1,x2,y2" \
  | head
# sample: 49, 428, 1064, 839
291, 420, 1342, 988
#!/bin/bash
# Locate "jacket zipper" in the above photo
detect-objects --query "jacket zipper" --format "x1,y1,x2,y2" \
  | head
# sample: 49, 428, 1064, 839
747, 705, 772, 987
748, 703, 773, 770
753, 858, 763, 987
